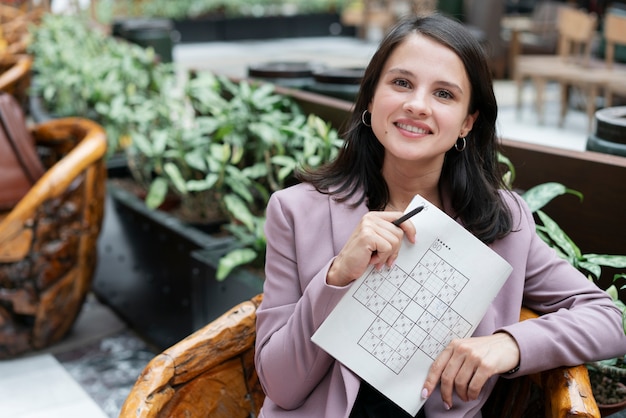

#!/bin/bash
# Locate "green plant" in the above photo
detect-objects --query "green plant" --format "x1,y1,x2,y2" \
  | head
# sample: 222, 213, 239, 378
217, 110, 343, 280
28, 13, 177, 157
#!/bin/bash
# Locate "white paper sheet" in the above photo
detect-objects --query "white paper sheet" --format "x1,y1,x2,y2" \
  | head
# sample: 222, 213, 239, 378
311, 195, 513, 415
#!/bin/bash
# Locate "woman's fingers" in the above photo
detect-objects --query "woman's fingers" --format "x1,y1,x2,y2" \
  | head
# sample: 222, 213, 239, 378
327, 211, 410, 286
422, 333, 520, 409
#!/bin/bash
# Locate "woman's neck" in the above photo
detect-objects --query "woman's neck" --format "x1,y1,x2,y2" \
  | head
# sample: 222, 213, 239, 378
382, 156, 444, 211
384, 172, 442, 211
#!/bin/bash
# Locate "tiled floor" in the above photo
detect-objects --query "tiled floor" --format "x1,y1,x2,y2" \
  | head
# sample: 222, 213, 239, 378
0, 294, 150, 418
0, 35, 609, 418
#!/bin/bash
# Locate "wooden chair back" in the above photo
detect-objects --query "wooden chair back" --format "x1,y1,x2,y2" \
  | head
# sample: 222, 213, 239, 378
555, 7, 599, 66
119, 295, 600, 418
601, 11, 626, 106
603, 12, 626, 70
514, 7, 598, 127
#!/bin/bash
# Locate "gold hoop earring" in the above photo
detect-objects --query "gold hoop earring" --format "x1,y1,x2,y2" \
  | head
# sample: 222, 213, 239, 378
455, 137, 467, 152
361, 109, 371, 127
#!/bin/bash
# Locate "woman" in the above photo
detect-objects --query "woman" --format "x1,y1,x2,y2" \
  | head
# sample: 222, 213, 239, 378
255, 13, 626, 417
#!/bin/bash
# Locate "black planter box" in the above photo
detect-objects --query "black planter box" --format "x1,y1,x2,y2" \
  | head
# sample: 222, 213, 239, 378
174, 12, 356, 43
93, 181, 264, 350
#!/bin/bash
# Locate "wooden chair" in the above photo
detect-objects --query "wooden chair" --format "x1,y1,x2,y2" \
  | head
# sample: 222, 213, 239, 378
119, 294, 264, 418
600, 11, 626, 108
0, 55, 32, 111
557, 10, 626, 131
119, 294, 600, 418
0, 115, 107, 358
505, 2, 571, 79
514, 7, 598, 127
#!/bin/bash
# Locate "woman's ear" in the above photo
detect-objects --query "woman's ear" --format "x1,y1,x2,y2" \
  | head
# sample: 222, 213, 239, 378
461, 111, 479, 137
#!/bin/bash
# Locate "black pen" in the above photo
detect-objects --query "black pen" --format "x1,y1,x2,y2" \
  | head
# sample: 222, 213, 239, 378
391, 205, 425, 227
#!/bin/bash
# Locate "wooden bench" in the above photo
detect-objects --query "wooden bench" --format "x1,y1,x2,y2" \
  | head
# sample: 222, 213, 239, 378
119, 294, 600, 418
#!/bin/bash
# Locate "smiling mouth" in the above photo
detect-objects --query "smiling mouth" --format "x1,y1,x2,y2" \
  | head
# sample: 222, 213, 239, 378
395, 122, 429, 134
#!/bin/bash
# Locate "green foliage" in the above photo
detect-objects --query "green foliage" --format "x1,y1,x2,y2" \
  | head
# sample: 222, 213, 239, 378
94, 0, 349, 21
521, 182, 626, 283
28, 13, 178, 157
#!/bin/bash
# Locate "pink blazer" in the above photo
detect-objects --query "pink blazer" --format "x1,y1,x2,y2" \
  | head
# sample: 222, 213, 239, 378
255, 183, 626, 417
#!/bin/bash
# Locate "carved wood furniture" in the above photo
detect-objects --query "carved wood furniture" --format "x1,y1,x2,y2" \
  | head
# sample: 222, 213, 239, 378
0, 54, 32, 111
514, 7, 598, 127
0, 114, 107, 358
119, 294, 600, 418
119, 294, 264, 418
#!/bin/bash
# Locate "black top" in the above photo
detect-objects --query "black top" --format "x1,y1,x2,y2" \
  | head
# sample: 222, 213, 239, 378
349, 381, 426, 418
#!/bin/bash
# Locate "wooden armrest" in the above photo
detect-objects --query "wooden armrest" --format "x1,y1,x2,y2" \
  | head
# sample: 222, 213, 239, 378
520, 307, 600, 418
0, 54, 31, 93
0, 117, 106, 261
119, 294, 264, 418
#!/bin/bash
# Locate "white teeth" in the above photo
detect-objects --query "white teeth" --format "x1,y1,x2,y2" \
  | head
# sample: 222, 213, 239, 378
396, 122, 427, 134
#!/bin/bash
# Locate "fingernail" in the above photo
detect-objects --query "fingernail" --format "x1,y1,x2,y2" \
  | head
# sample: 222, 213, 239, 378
421, 388, 429, 399
444, 402, 451, 410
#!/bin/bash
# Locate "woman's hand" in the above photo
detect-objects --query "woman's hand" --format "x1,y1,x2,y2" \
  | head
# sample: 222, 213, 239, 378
326, 211, 416, 287
421, 333, 520, 409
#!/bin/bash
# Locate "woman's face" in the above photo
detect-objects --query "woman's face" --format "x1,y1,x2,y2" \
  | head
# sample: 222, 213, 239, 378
369, 33, 477, 173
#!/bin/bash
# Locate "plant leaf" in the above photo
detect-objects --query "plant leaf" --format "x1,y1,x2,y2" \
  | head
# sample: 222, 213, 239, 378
163, 162, 187, 194
522, 182, 583, 212
536, 210, 582, 260
145, 177, 168, 209
223, 194, 255, 231
578, 261, 602, 280
585, 254, 626, 269
216, 248, 258, 281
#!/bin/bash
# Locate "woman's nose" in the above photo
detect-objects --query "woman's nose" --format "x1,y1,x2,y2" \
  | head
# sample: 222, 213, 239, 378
403, 92, 431, 116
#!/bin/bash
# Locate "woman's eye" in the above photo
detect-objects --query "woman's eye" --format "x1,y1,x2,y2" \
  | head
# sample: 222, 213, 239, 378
435, 90, 453, 99
392, 79, 411, 88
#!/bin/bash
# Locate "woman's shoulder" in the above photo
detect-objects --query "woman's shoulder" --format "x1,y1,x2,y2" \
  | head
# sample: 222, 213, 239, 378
496, 188, 536, 235
268, 182, 331, 214
271, 182, 322, 203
